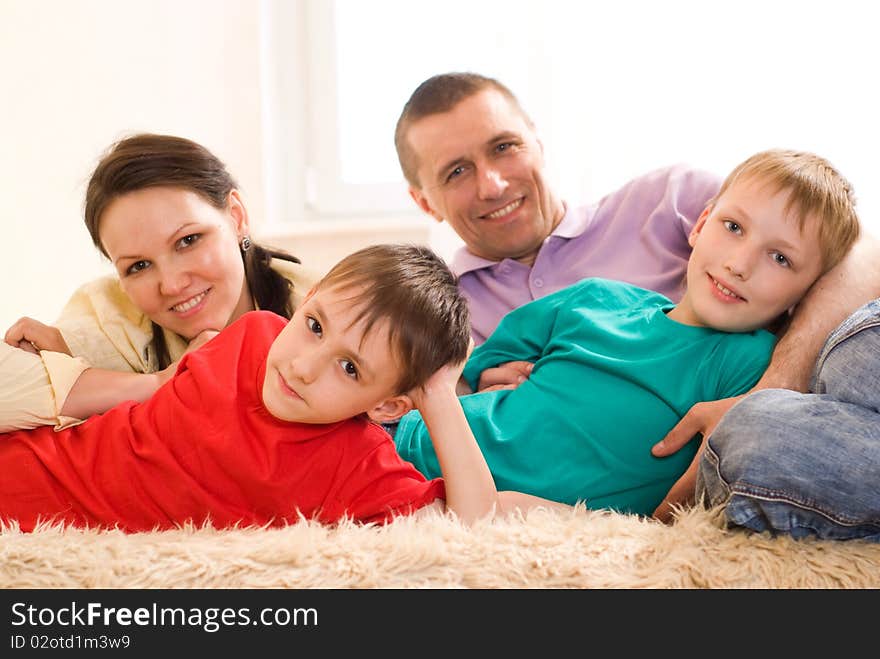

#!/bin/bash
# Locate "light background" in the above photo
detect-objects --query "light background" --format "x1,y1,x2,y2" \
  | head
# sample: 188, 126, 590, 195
2, 0, 877, 332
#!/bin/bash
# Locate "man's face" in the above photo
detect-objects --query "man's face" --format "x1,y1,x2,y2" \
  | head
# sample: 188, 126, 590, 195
262, 286, 409, 425
671, 176, 825, 332
405, 89, 564, 266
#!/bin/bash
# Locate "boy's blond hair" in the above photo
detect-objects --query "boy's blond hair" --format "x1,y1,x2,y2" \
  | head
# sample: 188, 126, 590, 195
712, 149, 860, 273
314, 243, 471, 394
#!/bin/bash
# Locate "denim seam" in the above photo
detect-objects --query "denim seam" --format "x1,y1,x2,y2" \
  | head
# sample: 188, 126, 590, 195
701, 442, 730, 500
814, 317, 880, 385
706, 439, 880, 529
725, 484, 880, 529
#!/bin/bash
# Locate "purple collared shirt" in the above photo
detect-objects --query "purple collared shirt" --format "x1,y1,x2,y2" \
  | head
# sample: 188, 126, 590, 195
452, 164, 722, 344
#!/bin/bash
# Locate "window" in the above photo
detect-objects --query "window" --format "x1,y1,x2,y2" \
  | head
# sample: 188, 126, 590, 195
282, 0, 879, 232
294, 0, 549, 218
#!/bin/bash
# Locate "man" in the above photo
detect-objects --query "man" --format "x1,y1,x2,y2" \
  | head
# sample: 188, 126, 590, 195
394, 72, 880, 518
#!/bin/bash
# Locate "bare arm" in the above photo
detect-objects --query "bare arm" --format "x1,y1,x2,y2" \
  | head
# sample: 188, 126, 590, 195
496, 491, 573, 514
60, 367, 174, 419
412, 354, 569, 524
651, 232, 880, 521
60, 329, 221, 420
411, 360, 499, 524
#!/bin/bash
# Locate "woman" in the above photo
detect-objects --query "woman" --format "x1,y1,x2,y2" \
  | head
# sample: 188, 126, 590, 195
1, 133, 321, 431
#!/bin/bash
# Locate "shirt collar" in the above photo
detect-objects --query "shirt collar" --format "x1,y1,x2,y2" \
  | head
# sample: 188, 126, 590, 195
450, 201, 586, 275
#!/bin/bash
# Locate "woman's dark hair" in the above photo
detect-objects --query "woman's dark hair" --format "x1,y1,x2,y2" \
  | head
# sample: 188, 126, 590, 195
84, 133, 301, 369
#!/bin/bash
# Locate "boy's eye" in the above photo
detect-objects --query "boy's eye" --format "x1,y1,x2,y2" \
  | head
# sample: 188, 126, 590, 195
722, 220, 742, 234
126, 260, 150, 276
771, 252, 791, 268
341, 360, 359, 380
176, 233, 201, 249
306, 316, 322, 337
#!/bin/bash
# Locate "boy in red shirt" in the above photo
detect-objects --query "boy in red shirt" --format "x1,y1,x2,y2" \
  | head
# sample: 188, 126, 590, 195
0, 244, 559, 532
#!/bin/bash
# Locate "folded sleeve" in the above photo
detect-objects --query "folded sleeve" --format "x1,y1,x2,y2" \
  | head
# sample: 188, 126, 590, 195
0, 343, 89, 432
55, 276, 155, 372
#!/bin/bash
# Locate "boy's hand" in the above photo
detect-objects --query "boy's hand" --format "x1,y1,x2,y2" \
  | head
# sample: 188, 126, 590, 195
4, 317, 71, 355
410, 363, 463, 409
650, 395, 742, 521
477, 360, 533, 392
410, 338, 474, 410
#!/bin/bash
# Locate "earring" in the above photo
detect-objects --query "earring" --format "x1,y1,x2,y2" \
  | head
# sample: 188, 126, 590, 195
240, 235, 252, 252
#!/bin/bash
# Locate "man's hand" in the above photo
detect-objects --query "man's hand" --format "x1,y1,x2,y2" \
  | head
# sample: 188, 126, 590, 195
4, 317, 71, 355
650, 395, 743, 522
477, 360, 533, 392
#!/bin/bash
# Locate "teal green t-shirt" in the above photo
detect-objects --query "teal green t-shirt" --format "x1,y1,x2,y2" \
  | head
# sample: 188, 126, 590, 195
394, 277, 776, 516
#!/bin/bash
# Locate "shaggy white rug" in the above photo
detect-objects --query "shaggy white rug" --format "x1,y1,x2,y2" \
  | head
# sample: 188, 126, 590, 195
2, 506, 878, 589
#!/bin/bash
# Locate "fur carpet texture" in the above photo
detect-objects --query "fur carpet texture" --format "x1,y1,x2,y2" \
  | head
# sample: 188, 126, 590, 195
3, 505, 878, 589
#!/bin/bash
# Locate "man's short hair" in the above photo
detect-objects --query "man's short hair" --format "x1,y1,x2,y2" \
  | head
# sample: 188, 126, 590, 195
394, 72, 531, 187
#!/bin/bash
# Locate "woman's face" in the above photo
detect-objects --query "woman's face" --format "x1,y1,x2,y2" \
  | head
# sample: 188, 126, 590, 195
99, 186, 253, 340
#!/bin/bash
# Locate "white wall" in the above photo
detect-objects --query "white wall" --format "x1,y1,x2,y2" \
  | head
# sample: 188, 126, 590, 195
2, 0, 877, 334
0, 0, 266, 330
0, 0, 430, 332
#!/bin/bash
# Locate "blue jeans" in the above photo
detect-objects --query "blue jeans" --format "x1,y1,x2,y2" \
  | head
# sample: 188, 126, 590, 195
697, 298, 880, 541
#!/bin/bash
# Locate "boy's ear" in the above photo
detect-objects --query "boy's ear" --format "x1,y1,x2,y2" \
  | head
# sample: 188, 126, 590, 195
688, 206, 712, 247
365, 394, 414, 424
409, 186, 443, 223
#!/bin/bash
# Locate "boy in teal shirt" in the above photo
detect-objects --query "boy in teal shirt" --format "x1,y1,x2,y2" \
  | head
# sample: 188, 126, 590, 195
394, 149, 861, 515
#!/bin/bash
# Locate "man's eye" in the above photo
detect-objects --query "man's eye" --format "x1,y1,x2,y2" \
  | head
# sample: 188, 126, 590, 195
446, 166, 465, 182
341, 360, 358, 379
306, 316, 322, 336
126, 260, 150, 275
496, 142, 512, 153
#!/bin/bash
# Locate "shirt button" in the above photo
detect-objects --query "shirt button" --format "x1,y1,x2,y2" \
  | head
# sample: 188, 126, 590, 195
533, 278, 544, 288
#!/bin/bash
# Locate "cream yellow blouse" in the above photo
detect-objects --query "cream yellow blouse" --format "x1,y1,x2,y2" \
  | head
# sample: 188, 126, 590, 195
0, 259, 322, 432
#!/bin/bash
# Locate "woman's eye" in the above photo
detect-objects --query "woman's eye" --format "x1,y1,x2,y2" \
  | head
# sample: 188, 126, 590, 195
306, 316, 322, 336
177, 233, 201, 249
341, 360, 358, 379
126, 260, 150, 275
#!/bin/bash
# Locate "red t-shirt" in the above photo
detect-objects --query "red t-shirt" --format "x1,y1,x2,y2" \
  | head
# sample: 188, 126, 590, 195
0, 311, 444, 532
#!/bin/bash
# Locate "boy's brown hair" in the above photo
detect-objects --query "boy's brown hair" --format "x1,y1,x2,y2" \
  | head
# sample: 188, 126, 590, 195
394, 72, 532, 187
314, 243, 471, 394
712, 149, 860, 273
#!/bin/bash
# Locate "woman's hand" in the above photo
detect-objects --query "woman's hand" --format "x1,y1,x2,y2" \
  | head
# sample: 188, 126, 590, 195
4, 317, 71, 355
184, 329, 220, 355
157, 330, 221, 386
